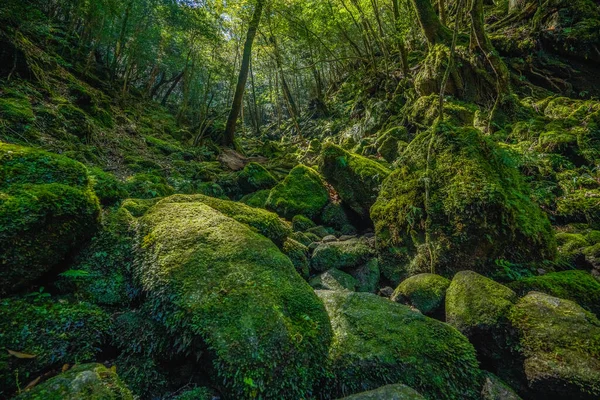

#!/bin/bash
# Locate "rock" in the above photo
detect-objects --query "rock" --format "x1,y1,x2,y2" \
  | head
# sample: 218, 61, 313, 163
0, 143, 101, 295
292, 214, 316, 231
337, 384, 425, 399
508, 270, 600, 317
239, 189, 270, 208
371, 124, 556, 283
320, 143, 390, 219
266, 165, 329, 219
310, 268, 357, 291
445, 271, 518, 369
317, 290, 482, 400
290, 231, 313, 246
322, 234, 338, 243
14, 363, 133, 400
283, 238, 310, 277
378, 286, 395, 297
509, 292, 600, 399
348, 258, 380, 293
480, 373, 522, 400
237, 162, 277, 193
339, 235, 357, 241
321, 202, 354, 232
162, 193, 291, 246
391, 273, 450, 316
311, 238, 375, 272
0, 297, 111, 397
307, 225, 332, 238
134, 198, 332, 399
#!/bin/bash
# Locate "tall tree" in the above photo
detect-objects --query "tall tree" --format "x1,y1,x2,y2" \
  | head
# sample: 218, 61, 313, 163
223, 0, 265, 147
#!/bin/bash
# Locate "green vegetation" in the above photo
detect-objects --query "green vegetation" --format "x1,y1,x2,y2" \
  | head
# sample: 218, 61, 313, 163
311, 238, 375, 272
391, 273, 450, 316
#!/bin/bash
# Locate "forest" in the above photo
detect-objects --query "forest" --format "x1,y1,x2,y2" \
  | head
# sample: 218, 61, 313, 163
0, 0, 599, 398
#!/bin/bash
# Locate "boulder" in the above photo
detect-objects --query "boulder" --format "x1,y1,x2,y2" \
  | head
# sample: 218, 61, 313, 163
311, 238, 375, 272
371, 124, 555, 283
320, 143, 390, 219
509, 292, 600, 399
266, 165, 329, 219
14, 363, 132, 400
317, 290, 482, 399
310, 268, 357, 291
134, 198, 332, 399
0, 143, 100, 295
480, 373, 522, 400
348, 258, 380, 293
283, 237, 310, 277
391, 273, 450, 316
237, 162, 277, 193
337, 384, 425, 400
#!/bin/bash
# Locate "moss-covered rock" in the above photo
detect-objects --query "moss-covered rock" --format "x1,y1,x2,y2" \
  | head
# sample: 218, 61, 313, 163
163, 194, 291, 246
290, 231, 314, 247
348, 258, 380, 293
265, 165, 329, 219
320, 202, 355, 233
0, 143, 100, 295
391, 273, 450, 316
282, 237, 310, 277
480, 373, 522, 400
89, 167, 128, 206
13, 363, 132, 400
239, 189, 270, 208
320, 143, 390, 218
317, 290, 482, 399
509, 292, 600, 399
371, 124, 556, 282
0, 297, 112, 397
311, 238, 375, 272
134, 198, 332, 399
376, 127, 408, 163
508, 270, 600, 317
172, 387, 213, 400
238, 162, 277, 193
309, 268, 357, 291
124, 173, 174, 199
338, 384, 425, 399
292, 214, 316, 231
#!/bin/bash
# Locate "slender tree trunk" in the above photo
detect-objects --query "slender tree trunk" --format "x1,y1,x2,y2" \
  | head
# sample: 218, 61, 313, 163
392, 0, 410, 76
223, 0, 265, 146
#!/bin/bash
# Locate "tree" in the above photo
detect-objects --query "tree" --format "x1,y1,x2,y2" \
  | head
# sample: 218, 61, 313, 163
223, 0, 265, 147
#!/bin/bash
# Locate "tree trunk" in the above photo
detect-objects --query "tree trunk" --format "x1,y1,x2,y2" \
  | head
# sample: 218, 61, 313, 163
392, 0, 410, 76
410, 0, 452, 45
223, 0, 265, 147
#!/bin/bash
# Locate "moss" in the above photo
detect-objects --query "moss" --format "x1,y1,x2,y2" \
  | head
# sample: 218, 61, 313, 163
173, 387, 213, 400
338, 384, 425, 399
290, 231, 314, 247
292, 214, 316, 231
120, 198, 161, 217
163, 194, 291, 246
320, 202, 353, 231
480, 373, 522, 400
309, 268, 357, 291
124, 173, 174, 199
238, 162, 277, 193
375, 126, 408, 163
371, 123, 556, 282
347, 258, 380, 293
307, 225, 332, 238
134, 199, 332, 399
509, 292, 600, 398
556, 189, 600, 228
391, 273, 450, 316
320, 143, 390, 218
13, 363, 132, 400
282, 238, 310, 277
0, 297, 112, 397
317, 290, 482, 399
265, 165, 329, 219
145, 135, 183, 155
446, 271, 518, 335
0, 143, 100, 295
311, 238, 375, 272
239, 189, 270, 208
89, 167, 127, 206
508, 270, 600, 316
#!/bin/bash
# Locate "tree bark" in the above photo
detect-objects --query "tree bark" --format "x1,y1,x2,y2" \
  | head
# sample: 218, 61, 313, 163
223, 0, 265, 147
410, 0, 452, 45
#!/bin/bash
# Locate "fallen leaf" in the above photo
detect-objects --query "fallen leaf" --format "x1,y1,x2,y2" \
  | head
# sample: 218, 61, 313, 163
62, 364, 70, 372
7, 350, 36, 359
24, 376, 41, 390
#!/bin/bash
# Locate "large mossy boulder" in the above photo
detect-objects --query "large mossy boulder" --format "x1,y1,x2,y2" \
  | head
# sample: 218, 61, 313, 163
134, 198, 332, 399
0, 297, 112, 397
371, 124, 556, 283
509, 292, 600, 399
311, 238, 375, 272
0, 143, 100, 295
391, 273, 450, 316
238, 162, 277, 193
508, 270, 600, 317
317, 290, 482, 400
310, 268, 357, 291
14, 363, 133, 400
265, 164, 329, 219
164, 193, 291, 246
320, 143, 390, 218
445, 271, 519, 369
338, 384, 425, 400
